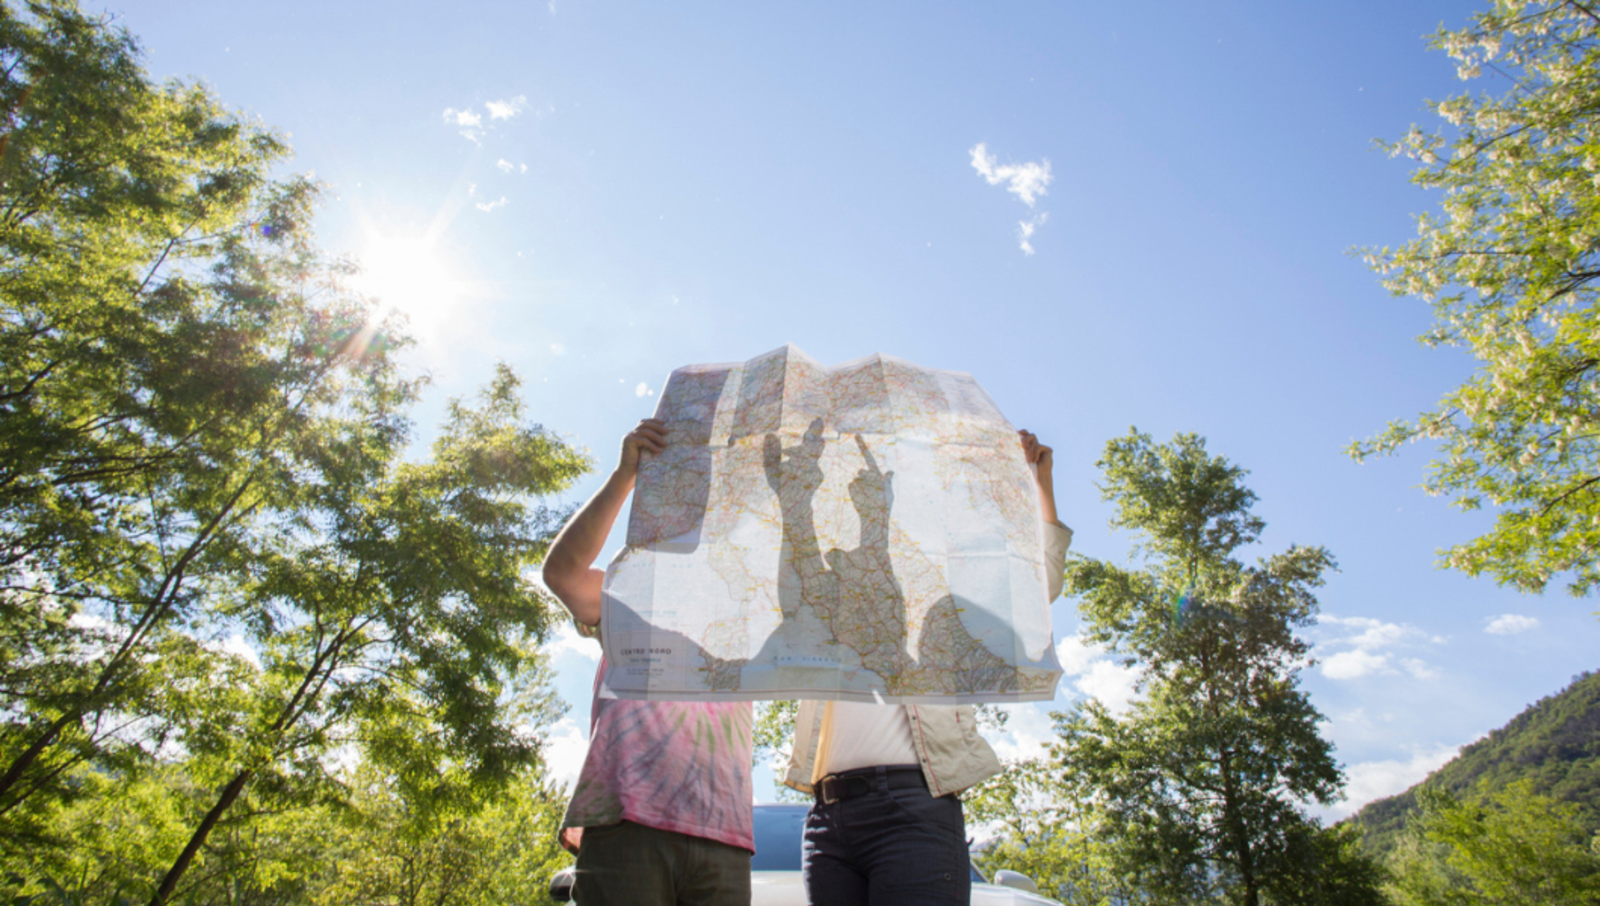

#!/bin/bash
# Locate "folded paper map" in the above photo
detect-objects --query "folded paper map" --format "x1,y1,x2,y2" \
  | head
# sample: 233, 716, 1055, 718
599, 345, 1063, 703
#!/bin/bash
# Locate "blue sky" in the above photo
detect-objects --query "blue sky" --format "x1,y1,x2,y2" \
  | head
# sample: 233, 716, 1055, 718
101, 0, 1599, 815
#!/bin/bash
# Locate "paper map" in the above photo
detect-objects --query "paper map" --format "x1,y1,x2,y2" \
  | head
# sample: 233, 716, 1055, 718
599, 345, 1063, 703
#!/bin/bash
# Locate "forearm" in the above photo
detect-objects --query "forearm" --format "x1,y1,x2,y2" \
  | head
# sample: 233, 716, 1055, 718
541, 469, 635, 625
1036, 473, 1059, 526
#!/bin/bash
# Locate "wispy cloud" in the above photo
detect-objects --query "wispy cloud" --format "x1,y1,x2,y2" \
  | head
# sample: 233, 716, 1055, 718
442, 106, 484, 143
443, 97, 532, 143
1018, 213, 1048, 256
1317, 615, 1440, 681
971, 143, 1053, 254
1485, 613, 1539, 635
485, 96, 528, 120
475, 196, 509, 213
970, 143, 1052, 207
496, 159, 529, 174
550, 342, 567, 355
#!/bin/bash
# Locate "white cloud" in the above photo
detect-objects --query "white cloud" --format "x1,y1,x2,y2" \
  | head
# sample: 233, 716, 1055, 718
1401, 658, 1440, 680
68, 612, 111, 632
550, 342, 567, 355
214, 633, 261, 670
486, 95, 528, 120
1322, 648, 1390, 680
1317, 614, 1438, 682
496, 159, 516, 173
540, 620, 599, 662
1018, 213, 1048, 255
1055, 633, 1141, 715
1078, 659, 1141, 715
444, 107, 481, 128
1319, 743, 1460, 820
970, 143, 1052, 207
542, 716, 590, 791
985, 703, 1057, 763
1485, 613, 1539, 635
1055, 633, 1101, 676
635, 382, 653, 398
475, 196, 509, 213
1322, 615, 1411, 649
442, 107, 484, 142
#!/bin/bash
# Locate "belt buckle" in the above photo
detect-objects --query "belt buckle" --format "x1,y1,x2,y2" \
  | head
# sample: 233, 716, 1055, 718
820, 774, 869, 805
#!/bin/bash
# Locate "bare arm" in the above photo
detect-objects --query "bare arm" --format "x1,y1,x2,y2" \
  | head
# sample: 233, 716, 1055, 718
1019, 428, 1060, 526
541, 419, 667, 626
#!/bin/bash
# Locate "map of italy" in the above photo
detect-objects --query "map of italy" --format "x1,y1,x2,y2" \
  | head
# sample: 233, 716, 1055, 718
599, 345, 1064, 703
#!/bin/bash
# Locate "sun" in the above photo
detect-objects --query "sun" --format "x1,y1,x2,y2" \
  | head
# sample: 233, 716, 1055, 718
350, 233, 466, 337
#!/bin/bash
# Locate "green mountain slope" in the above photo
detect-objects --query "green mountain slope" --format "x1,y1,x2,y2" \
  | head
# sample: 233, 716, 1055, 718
1346, 669, 1600, 855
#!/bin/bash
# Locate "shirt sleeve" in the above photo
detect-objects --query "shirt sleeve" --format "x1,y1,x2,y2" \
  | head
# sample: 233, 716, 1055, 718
1043, 520, 1073, 602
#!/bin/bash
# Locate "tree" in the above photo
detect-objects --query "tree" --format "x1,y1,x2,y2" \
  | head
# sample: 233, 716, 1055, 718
1354, 0, 1600, 597
0, 2, 593, 901
1387, 780, 1600, 906
0, 0, 341, 831
309, 761, 574, 906
964, 759, 1148, 906
145, 368, 587, 905
1048, 430, 1382, 906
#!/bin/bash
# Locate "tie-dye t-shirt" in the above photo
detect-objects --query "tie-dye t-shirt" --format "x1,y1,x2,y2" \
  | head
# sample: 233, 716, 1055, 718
558, 657, 754, 854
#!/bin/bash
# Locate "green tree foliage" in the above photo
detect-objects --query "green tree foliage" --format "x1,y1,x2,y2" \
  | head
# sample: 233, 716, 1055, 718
1046, 430, 1382, 906
0, 1, 591, 901
10, 757, 576, 906
0, 0, 324, 830
965, 759, 1146, 906
1387, 780, 1600, 906
1349, 670, 1600, 856
1353, 0, 1600, 596
310, 763, 574, 906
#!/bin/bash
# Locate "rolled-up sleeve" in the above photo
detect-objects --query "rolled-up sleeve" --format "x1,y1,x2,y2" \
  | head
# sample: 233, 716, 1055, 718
1043, 520, 1073, 602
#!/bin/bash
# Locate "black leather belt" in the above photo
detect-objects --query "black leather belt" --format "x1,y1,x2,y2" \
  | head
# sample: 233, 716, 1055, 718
815, 767, 927, 805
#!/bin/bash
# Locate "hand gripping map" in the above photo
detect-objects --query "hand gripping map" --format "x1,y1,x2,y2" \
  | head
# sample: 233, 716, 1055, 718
599, 345, 1064, 703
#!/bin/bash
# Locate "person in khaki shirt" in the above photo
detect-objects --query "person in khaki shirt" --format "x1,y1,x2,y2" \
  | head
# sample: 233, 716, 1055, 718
783, 429, 1071, 906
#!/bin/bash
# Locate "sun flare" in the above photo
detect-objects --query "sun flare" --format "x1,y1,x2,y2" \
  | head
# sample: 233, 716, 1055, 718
350, 233, 466, 336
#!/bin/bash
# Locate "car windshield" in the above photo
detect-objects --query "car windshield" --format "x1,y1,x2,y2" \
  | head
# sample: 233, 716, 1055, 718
751, 805, 808, 871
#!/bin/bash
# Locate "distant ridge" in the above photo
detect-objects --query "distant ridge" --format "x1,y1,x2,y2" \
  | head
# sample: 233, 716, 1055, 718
1346, 669, 1600, 855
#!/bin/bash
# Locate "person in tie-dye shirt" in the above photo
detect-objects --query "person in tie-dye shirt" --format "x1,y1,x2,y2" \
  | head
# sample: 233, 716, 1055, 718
543, 418, 754, 906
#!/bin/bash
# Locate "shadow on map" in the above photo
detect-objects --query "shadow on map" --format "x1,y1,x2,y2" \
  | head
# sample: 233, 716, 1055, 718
689, 417, 1030, 699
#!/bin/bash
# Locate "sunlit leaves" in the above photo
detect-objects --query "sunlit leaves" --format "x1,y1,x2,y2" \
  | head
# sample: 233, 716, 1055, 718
1356, 0, 1600, 596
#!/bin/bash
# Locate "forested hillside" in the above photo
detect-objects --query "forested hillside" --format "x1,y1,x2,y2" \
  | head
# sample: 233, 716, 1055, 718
1348, 670, 1600, 855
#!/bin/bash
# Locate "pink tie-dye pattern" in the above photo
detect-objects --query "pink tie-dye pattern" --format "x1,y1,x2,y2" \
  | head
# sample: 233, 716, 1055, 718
559, 658, 754, 854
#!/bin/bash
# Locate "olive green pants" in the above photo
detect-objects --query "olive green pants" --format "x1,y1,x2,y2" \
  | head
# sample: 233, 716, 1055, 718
573, 820, 751, 906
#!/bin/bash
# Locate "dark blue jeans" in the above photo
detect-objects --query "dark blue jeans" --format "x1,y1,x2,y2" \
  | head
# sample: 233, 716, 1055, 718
802, 766, 971, 906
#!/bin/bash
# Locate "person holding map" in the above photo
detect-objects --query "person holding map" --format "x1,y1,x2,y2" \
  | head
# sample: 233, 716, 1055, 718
783, 428, 1071, 906
541, 418, 753, 906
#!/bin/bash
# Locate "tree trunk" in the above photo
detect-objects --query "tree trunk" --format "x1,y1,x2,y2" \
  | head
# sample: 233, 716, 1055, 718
149, 768, 254, 906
